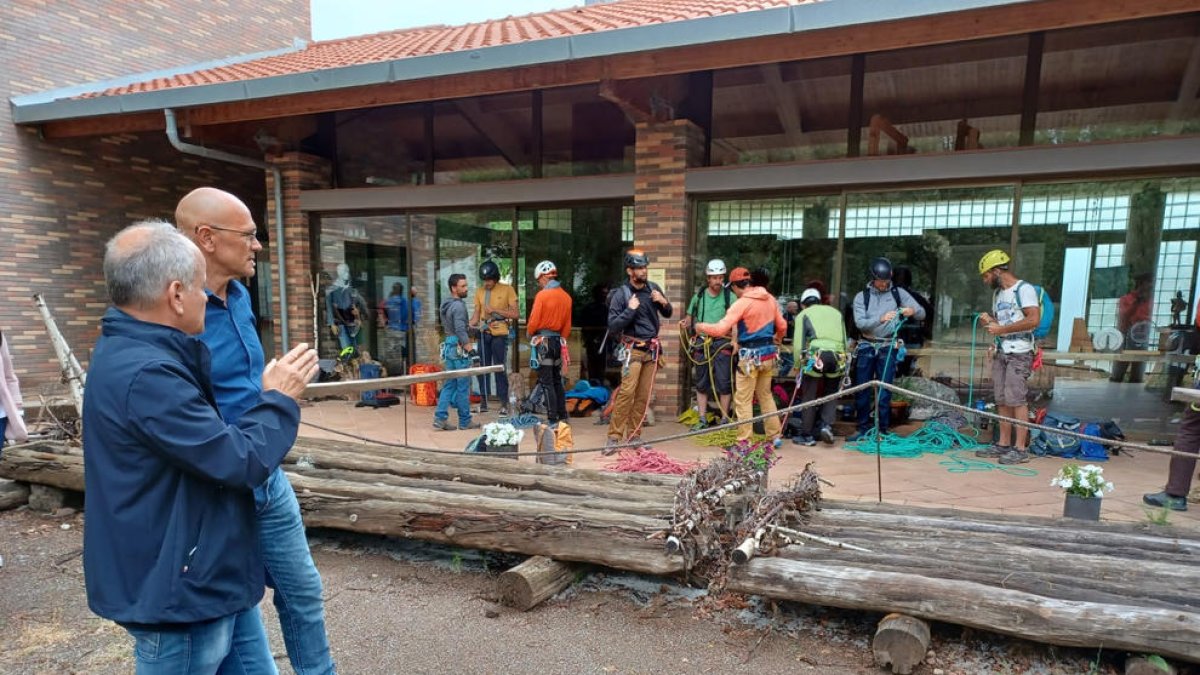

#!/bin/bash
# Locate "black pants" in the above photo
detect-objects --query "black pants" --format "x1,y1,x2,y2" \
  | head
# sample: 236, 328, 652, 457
537, 336, 568, 423
1166, 403, 1200, 497
800, 372, 841, 435
476, 332, 509, 405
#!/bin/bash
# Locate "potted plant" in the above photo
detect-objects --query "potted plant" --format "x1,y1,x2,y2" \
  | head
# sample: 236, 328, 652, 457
481, 422, 523, 460
1050, 463, 1114, 521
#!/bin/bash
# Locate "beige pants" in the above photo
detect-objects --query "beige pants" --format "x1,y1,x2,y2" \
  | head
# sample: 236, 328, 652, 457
733, 361, 782, 442
608, 349, 657, 441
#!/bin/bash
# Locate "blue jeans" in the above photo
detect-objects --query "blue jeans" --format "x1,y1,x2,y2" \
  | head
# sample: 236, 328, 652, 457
253, 468, 336, 674
435, 362, 472, 427
476, 333, 509, 405
124, 606, 271, 675
854, 342, 898, 432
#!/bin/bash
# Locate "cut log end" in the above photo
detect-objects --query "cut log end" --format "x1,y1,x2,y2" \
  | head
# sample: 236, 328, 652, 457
497, 556, 576, 611
873, 613, 931, 675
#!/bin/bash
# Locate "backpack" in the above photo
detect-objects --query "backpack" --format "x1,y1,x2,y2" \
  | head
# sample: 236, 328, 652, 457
862, 286, 902, 314
1006, 281, 1055, 341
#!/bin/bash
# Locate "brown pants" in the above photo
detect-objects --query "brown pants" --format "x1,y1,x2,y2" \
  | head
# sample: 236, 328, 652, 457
1166, 403, 1200, 497
608, 349, 657, 441
733, 361, 782, 442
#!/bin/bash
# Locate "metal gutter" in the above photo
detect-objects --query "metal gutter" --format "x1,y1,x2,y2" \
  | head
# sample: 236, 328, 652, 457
163, 109, 290, 349
11, 0, 1036, 125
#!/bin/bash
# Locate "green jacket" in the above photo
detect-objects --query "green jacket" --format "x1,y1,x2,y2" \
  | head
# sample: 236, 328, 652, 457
796, 305, 848, 376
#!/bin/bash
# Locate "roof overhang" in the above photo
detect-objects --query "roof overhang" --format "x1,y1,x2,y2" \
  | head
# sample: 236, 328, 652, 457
10, 0, 1039, 126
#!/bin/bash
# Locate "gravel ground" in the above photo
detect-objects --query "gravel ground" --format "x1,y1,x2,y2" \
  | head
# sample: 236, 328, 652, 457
0, 507, 1189, 675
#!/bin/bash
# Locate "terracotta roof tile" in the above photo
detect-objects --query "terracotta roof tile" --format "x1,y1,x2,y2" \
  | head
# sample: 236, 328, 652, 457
84, 0, 814, 98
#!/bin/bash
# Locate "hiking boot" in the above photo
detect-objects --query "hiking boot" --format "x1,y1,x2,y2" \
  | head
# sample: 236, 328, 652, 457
478, 404, 489, 413
601, 437, 620, 456
792, 434, 816, 447
975, 444, 1010, 459
690, 420, 709, 432
498, 406, 510, 417
818, 427, 835, 445
1143, 491, 1188, 512
772, 437, 783, 449
432, 419, 451, 431
627, 435, 643, 447
997, 449, 1030, 465
846, 430, 869, 443
459, 420, 481, 431
719, 417, 732, 427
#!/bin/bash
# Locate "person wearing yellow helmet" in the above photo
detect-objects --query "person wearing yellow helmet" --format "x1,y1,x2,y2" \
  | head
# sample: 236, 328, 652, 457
975, 250, 1041, 465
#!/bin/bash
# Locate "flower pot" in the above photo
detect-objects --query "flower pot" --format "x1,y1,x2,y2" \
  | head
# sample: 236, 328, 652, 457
482, 441, 518, 460
1063, 494, 1102, 521
889, 400, 910, 424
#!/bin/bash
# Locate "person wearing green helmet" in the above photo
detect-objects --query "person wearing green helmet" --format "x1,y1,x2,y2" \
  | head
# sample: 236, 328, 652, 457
975, 249, 1041, 466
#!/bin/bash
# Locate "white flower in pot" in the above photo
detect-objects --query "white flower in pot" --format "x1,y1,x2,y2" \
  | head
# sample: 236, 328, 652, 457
482, 422, 523, 448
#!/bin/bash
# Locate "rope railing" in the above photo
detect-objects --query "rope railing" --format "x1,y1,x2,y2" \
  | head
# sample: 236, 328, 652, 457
300, 379, 1197, 461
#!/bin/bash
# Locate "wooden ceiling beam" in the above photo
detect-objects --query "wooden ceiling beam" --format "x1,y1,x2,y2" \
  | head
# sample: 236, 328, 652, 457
34, 0, 1200, 138
759, 63, 805, 148
454, 98, 529, 168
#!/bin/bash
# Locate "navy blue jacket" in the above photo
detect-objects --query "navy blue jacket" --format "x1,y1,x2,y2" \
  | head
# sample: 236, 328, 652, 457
82, 308, 300, 625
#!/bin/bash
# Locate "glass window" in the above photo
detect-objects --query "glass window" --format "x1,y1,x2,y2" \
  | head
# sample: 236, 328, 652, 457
711, 56, 852, 165
860, 36, 1026, 155
1036, 15, 1200, 144
542, 84, 634, 177
515, 205, 633, 384
334, 104, 428, 187
696, 195, 842, 302
315, 215, 411, 374
1019, 178, 1200, 352
841, 187, 1016, 347
433, 93, 534, 184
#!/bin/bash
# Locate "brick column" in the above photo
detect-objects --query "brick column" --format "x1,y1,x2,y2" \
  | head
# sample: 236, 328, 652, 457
265, 152, 331, 356
633, 119, 706, 417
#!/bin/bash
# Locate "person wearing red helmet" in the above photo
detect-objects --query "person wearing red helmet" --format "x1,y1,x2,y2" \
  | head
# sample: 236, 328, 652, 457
695, 267, 787, 444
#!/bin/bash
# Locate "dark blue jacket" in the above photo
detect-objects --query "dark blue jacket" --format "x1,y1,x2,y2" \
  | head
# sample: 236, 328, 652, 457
82, 308, 300, 625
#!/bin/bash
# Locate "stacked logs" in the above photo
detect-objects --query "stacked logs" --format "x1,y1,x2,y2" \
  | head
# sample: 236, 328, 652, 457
3, 440, 1199, 662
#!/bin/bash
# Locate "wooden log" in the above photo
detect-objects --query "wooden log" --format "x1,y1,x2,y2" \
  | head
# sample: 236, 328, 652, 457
288, 445, 675, 504
33, 293, 86, 416
727, 557, 1200, 663
288, 465, 671, 517
497, 556, 576, 611
294, 437, 682, 489
872, 613, 930, 675
0, 479, 30, 511
0, 449, 85, 491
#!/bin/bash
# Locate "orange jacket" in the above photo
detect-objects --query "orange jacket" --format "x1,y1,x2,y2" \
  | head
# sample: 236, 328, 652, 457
695, 287, 785, 343
527, 284, 572, 337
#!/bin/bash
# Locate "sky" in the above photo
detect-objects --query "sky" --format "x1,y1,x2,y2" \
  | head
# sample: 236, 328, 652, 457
310, 0, 582, 41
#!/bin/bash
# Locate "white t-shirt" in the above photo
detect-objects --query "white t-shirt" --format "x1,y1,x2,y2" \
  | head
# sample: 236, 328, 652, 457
993, 281, 1040, 354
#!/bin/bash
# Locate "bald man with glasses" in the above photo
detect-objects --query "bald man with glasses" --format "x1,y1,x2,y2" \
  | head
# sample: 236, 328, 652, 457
177, 188, 337, 674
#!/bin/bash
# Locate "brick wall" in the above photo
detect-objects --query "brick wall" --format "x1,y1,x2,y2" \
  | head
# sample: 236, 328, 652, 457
633, 120, 706, 416
266, 152, 331, 356
1, 1, 309, 393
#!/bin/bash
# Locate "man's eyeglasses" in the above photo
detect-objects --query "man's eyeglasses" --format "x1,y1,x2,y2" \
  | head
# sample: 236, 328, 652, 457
204, 224, 263, 244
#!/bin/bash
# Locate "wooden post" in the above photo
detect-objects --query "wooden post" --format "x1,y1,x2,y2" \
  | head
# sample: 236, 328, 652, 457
33, 294, 86, 416
497, 556, 576, 611
872, 613, 931, 675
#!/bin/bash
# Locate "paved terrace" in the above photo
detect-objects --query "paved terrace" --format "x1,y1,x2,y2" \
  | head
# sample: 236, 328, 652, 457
299, 395, 1199, 529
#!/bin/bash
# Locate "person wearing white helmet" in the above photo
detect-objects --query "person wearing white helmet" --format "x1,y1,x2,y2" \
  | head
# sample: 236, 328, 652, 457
681, 259, 734, 429
527, 260, 572, 425
791, 288, 848, 447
